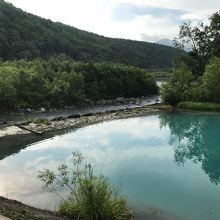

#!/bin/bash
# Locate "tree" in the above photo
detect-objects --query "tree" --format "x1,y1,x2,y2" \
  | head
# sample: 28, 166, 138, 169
210, 12, 220, 57
174, 11, 220, 75
0, 66, 20, 110
160, 64, 193, 105
203, 57, 220, 102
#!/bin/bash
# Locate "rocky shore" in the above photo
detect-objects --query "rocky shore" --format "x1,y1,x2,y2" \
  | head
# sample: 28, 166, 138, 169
0, 196, 69, 220
0, 95, 161, 124
0, 195, 183, 220
0, 104, 169, 139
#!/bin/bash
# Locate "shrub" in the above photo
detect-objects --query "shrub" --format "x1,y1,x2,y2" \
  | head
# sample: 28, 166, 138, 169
203, 57, 220, 102
38, 152, 131, 220
160, 64, 193, 105
185, 77, 206, 102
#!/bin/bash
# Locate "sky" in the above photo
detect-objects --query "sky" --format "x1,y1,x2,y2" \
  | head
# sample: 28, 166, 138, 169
6, 0, 220, 42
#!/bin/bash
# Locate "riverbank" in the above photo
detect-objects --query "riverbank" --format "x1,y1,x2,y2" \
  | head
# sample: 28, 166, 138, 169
178, 101, 220, 112
0, 103, 170, 139
0, 196, 184, 220
0, 196, 69, 220
0, 95, 161, 124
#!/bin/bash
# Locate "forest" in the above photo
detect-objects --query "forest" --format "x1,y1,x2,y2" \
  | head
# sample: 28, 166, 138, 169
0, 0, 176, 70
0, 57, 158, 110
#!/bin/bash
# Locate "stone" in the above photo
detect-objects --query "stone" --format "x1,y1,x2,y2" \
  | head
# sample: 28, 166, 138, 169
0, 215, 11, 220
67, 114, 81, 119
82, 113, 93, 117
0, 121, 7, 126
116, 97, 125, 102
96, 99, 106, 105
51, 116, 66, 121
40, 107, 46, 112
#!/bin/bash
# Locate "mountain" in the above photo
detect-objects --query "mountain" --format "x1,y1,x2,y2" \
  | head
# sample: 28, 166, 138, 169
0, 0, 176, 69
157, 38, 174, 47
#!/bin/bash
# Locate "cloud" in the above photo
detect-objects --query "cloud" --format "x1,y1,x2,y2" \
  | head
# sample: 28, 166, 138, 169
140, 34, 163, 43
6, 0, 220, 42
111, 3, 187, 22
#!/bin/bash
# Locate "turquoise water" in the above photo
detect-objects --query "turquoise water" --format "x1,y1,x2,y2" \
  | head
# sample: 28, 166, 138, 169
0, 112, 220, 220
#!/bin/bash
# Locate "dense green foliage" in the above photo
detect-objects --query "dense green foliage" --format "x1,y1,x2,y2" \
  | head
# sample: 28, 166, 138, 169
160, 65, 194, 105
0, 0, 175, 69
174, 11, 220, 75
38, 152, 130, 220
161, 57, 220, 105
203, 57, 220, 102
162, 11, 220, 106
177, 102, 220, 111
0, 57, 158, 110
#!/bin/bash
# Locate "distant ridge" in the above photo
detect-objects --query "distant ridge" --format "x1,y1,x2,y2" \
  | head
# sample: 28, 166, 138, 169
157, 38, 174, 47
0, 0, 176, 69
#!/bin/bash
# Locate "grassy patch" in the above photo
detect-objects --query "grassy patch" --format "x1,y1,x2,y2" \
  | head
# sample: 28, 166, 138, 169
152, 103, 173, 110
178, 102, 220, 112
34, 118, 51, 126
24, 118, 51, 126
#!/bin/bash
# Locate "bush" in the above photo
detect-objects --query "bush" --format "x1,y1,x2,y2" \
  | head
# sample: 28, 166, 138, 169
203, 57, 220, 102
38, 152, 131, 220
185, 77, 206, 102
160, 64, 194, 105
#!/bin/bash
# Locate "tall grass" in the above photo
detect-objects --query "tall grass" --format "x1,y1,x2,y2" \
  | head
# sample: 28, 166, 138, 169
38, 152, 131, 220
178, 102, 220, 112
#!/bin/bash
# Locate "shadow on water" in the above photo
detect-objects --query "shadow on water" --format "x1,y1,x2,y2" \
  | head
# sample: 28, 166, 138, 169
0, 134, 40, 160
160, 112, 220, 185
0, 126, 79, 160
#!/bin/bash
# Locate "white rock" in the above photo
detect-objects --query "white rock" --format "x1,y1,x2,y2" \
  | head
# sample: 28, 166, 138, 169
40, 107, 46, 112
0, 126, 30, 137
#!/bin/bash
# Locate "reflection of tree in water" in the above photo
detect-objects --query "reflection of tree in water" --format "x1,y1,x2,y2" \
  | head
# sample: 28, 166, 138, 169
160, 112, 220, 184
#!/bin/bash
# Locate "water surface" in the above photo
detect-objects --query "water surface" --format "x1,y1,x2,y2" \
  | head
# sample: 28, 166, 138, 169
0, 112, 220, 220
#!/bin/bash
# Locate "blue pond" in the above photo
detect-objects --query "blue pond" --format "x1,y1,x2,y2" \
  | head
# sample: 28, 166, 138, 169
0, 112, 220, 220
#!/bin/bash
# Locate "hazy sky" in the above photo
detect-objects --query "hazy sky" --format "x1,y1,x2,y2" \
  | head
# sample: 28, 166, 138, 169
6, 0, 220, 42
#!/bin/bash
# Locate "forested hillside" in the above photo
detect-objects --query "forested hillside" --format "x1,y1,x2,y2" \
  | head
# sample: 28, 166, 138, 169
0, 0, 176, 69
